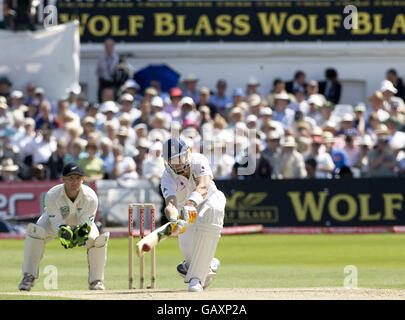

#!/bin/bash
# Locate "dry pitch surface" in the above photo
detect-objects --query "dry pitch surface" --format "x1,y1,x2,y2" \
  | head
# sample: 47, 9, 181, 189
4, 287, 405, 300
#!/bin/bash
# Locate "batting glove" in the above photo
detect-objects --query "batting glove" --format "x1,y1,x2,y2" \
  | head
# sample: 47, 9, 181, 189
180, 206, 198, 225
169, 217, 188, 237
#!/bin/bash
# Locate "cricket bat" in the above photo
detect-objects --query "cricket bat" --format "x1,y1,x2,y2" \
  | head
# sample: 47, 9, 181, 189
136, 222, 174, 257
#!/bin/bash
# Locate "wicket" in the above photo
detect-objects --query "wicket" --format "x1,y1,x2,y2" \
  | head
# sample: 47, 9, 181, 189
128, 203, 156, 289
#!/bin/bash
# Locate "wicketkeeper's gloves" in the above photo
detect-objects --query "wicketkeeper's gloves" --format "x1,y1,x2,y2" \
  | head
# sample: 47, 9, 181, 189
73, 222, 91, 247
58, 225, 76, 249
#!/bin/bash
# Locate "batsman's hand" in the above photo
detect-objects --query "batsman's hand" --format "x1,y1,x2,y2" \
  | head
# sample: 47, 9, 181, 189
73, 222, 91, 247
169, 217, 188, 237
58, 225, 76, 249
180, 205, 198, 225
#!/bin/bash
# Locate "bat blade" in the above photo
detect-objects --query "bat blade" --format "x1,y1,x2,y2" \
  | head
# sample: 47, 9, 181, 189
136, 222, 172, 257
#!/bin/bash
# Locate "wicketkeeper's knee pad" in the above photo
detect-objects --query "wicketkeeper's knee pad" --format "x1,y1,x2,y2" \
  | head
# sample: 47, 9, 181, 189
26, 223, 46, 240
23, 224, 46, 278
87, 232, 110, 284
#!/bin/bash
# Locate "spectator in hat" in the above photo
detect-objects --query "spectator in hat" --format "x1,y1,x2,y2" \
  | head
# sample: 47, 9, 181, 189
272, 92, 295, 129
0, 158, 21, 182
112, 144, 138, 181
260, 130, 281, 170
285, 70, 307, 95
197, 87, 218, 118
198, 105, 213, 134
210, 79, 232, 112
131, 98, 152, 130
246, 76, 261, 97
117, 126, 138, 158
247, 93, 263, 118
143, 87, 159, 104
386, 68, 405, 101
134, 137, 151, 178
305, 135, 335, 179
81, 116, 100, 142
179, 96, 198, 122
322, 132, 350, 175
352, 135, 374, 177
306, 80, 326, 102
151, 96, 171, 129
336, 113, 359, 137
367, 134, 397, 177
319, 68, 341, 104
15, 117, 35, 155
100, 100, 119, 130
267, 79, 292, 109
46, 140, 68, 180
120, 79, 142, 105
273, 136, 306, 179
353, 102, 367, 135
316, 101, 337, 128
307, 95, 324, 125
97, 38, 119, 102
116, 93, 140, 124
9, 90, 28, 121
0, 76, 12, 101
182, 73, 199, 103
142, 141, 165, 184
365, 91, 389, 125
227, 107, 244, 129
78, 141, 104, 181
380, 80, 405, 110
163, 87, 183, 121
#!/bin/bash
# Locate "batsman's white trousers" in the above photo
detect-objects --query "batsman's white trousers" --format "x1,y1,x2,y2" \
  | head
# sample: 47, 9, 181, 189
22, 212, 108, 284
178, 190, 226, 286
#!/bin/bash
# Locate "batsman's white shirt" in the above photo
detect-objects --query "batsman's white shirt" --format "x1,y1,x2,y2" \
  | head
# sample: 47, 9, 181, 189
160, 153, 218, 209
44, 183, 98, 233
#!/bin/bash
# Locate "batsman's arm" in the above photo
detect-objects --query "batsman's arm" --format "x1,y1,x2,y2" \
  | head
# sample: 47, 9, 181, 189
185, 175, 211, 207
164, 196, 179, 222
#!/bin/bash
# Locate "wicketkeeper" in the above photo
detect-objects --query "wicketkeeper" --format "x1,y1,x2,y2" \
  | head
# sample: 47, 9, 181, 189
161, 138, 226, 292
18, 163, 109, 291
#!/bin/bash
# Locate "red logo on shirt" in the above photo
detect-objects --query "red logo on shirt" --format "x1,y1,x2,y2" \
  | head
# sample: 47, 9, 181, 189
202, 166, 205, 169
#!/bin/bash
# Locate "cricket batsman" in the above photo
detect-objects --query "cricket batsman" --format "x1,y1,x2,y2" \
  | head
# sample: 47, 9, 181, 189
161, 138, 226, 292
18, 163, 109, 291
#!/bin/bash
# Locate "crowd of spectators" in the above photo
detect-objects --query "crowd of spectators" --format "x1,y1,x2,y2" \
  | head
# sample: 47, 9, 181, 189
1, 41, 405, 182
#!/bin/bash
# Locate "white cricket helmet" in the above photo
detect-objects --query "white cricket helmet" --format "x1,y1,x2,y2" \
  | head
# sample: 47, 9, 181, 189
162, 138, 191, 175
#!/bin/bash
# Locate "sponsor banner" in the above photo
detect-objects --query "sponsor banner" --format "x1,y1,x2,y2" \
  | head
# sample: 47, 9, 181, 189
216, 178, 405, 227
263, 226, 394, 234
57, 0, 405, 43
0, 180, 97, 218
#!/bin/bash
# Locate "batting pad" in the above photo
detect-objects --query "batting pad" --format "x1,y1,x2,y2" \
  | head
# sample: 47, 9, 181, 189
22, 224, 46, 278
87, 232, 110, 283
184, 222, 222, 286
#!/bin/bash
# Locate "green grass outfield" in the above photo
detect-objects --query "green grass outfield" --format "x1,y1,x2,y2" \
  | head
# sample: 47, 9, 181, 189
1, 233, 405, 296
